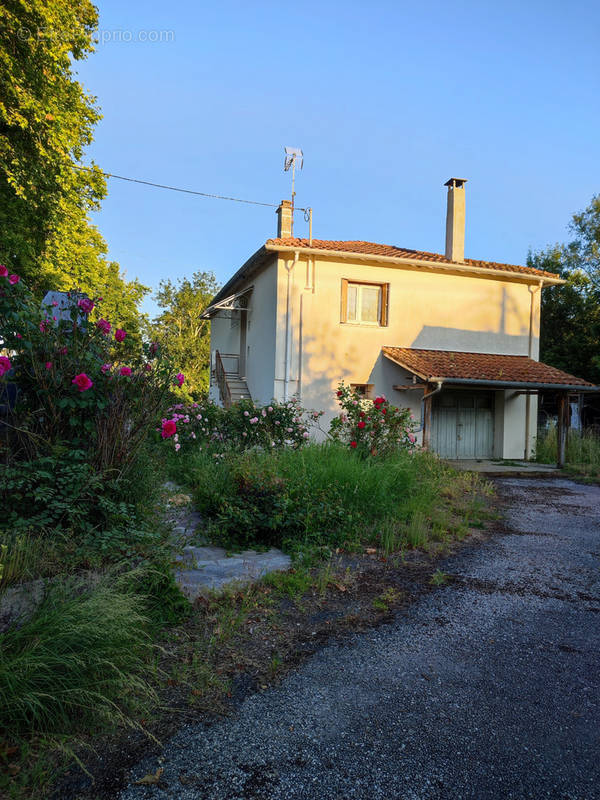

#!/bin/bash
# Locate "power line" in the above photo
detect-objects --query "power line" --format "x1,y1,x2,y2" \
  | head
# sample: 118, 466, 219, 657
73, 164, 298, 209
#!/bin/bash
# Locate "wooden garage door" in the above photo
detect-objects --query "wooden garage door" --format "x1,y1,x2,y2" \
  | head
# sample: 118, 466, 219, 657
431, 392, 494, 459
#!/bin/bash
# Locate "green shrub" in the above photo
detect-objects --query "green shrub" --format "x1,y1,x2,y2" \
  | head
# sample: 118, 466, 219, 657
329, 382, 418, 457
125, 562, 191, 627
0, 273, 177, 471
160, 396, 320, 456
183, 443, 435, 552
0, 576, 156, 738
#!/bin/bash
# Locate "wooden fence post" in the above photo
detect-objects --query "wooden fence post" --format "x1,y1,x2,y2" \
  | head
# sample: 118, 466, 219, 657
557, 392, 569, 469
422, 384, 433, 451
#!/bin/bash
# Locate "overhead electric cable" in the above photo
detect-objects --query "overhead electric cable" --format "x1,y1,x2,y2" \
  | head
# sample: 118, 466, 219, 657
73, 164, 307, 210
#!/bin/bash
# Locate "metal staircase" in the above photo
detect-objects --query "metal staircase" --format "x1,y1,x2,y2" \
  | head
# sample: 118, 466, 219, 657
215, 351, 251, 407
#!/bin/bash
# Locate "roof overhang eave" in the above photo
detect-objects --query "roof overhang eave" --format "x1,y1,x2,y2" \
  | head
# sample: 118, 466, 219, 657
429, 377, 598, 391
203, 245, 272, 314
264, 243, 565, 285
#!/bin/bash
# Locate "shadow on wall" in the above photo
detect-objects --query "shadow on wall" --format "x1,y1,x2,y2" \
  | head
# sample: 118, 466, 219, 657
411, 326, 531, 354
301, 324, 529, 412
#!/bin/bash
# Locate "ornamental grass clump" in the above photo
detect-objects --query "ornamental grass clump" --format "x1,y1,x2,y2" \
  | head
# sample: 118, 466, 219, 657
329, 382, 418, 457
0, 575, 156, 738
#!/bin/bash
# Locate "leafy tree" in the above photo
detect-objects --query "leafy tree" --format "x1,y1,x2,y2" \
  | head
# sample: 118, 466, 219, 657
151, 271, 220, 398
529, 195, 600, 385
0, 0, 147, 332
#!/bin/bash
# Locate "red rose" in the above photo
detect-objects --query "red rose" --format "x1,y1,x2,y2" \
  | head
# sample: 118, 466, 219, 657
77, 297, 94, 314
96, 318, 111, 335
359, 411, 365, 418
115, 328, 127, 343
350, 441, 357, 448
381, 407, 387, 414
337, 390, 343, 397
357, 421, 366, 429
8, 274, 19, 285
120, 366, 132, 376
72, 373, 93, 392
161, 419, 177, 439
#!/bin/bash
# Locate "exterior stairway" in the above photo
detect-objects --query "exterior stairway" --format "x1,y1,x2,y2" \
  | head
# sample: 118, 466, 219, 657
215, 351, 252, 407
227, 376, 251, 403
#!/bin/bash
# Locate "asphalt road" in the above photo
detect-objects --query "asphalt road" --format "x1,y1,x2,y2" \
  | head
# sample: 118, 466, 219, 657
119, 477, 600, 800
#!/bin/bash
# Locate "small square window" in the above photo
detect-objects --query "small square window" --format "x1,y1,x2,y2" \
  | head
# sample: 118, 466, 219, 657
351, 383, 373, 398
341, 280, 388, 326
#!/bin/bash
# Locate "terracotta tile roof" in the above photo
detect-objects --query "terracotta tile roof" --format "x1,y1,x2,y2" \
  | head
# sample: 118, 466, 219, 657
382, 347, 595, 387
267, 238, 560, 280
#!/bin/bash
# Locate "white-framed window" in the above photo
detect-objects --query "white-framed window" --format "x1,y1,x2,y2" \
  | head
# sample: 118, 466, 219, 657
341, 280, 389, 326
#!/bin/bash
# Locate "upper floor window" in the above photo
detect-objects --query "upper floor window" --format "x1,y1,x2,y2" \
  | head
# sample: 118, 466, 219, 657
341, 280, 389, 326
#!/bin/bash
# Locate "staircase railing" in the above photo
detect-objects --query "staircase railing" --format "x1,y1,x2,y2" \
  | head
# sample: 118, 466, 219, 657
215, 350, 232, 408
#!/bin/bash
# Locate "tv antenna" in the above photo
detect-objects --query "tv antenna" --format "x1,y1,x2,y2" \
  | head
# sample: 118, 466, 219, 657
284, 146, 303, 236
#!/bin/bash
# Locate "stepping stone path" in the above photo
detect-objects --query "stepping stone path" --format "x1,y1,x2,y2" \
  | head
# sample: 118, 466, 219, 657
163, 482, 292, 599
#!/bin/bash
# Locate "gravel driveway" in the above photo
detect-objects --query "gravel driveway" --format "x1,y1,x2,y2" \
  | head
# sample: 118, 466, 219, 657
119, 477, 600, 800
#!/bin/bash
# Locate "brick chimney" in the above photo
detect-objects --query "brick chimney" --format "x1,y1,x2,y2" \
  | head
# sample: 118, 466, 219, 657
444, 178, 467, 262
276, 199, 293, 238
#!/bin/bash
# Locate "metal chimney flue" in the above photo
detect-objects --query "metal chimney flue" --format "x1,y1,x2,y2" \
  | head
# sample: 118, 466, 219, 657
444, 178, 467, 262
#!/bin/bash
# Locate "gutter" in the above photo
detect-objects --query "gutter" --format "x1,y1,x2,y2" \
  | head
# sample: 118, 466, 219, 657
524, 280, 544, 459
283, 250, 299, 401
264, 243, 565, 286
416, 380, 444, 432
427, 377, 598, 392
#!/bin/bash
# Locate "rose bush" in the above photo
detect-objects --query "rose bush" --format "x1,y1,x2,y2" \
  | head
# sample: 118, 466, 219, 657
159, 396, 320, 456
0, 271, 178, 472
329, 382, 418, 457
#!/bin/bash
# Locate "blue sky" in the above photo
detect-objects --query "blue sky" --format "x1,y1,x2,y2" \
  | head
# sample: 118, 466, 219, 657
74, 0, 600, 317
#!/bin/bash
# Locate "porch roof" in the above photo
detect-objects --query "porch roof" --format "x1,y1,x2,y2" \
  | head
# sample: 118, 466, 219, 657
382, 347, 597, 391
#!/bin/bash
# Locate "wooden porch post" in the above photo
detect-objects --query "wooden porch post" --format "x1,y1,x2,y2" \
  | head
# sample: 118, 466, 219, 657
422, 383, 433, 451
557, 391, 569, 469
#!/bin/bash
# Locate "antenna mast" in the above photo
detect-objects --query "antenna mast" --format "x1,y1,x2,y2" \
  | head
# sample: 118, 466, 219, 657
284, 146, 303, 236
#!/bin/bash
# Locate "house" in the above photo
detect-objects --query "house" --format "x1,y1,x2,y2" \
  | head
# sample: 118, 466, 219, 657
203, 179, 597, 462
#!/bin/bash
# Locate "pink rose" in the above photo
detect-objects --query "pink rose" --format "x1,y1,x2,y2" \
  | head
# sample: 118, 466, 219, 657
45, 361, 52, 370
119, 366, 132, 377
115, 329, 126, 343
0, 266, 7, 277
72, 373, 93, 392
161, 419, 177, 439
8, 274, 19, 285
77, 297, 94, 314
59, 346, 68, 355
175, 372, 185, 387
96, 318, 111, 335
39, 320, 49, 333
0, 356, 12, 376
175, 443, 181, 452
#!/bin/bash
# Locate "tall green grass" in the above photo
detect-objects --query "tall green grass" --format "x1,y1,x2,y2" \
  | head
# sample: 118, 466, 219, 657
0, 576, 156, 738
536, 425, 600, 474
175, 443, 460, 552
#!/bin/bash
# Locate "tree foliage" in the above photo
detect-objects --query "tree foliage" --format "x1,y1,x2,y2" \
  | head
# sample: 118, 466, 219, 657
151, 271, 220, 398
529, 195, 600, 385
0, 0, 147, 332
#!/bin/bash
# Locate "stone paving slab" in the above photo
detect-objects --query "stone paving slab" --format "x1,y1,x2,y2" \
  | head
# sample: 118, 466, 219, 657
174, 545, 292, 599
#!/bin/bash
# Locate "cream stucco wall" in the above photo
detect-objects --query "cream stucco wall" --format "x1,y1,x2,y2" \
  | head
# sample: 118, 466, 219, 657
209, 256, 278, 405
275, 253, 541, 455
